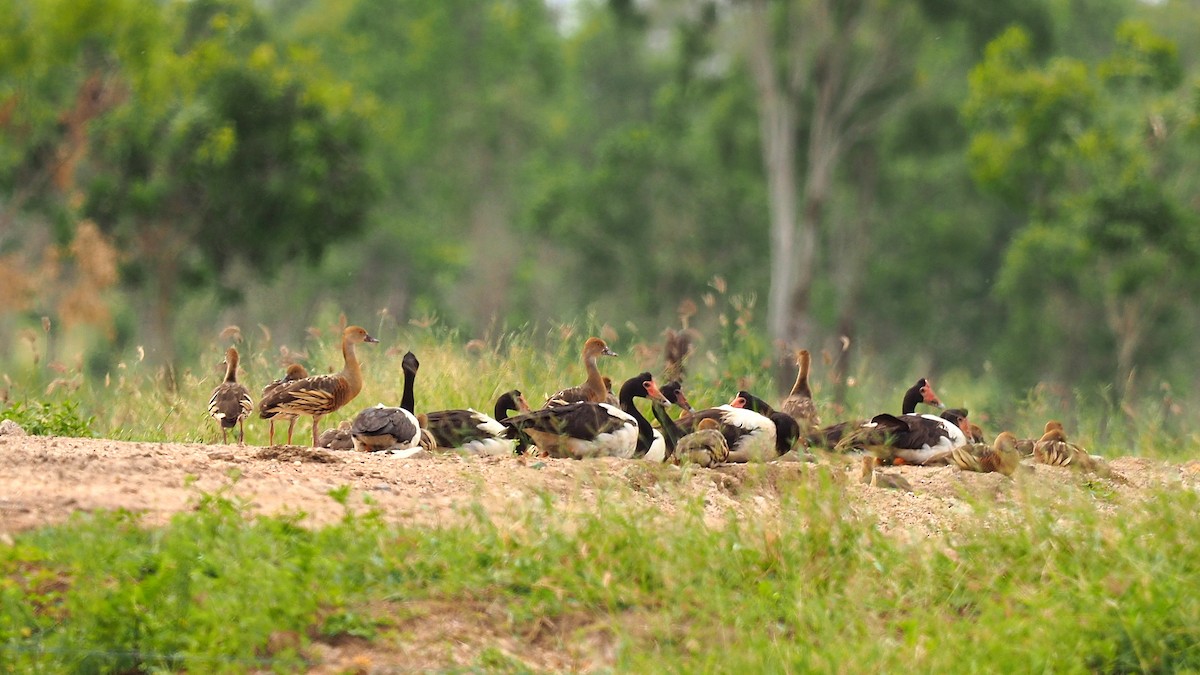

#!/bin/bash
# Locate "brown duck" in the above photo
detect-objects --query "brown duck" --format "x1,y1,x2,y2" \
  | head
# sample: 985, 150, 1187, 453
543, 337, 617, 407
951, 431, 1021, 476
258, 325, 379, 447
258, 363, 309, 446
780, 349, 821, 432
208, 346, 254, 444
1033, 423, 1107, 474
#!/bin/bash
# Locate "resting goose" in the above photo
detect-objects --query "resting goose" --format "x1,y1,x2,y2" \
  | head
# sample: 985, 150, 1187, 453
671, 398, 777, 463
425, 390, 530, 455
349, 351, 422, 453
951, 431, 1020, 476
729, 391, 803, 459
504, 372, 667, 459
208, 346, 254, 444
780, 349, 821, 432
544, 337, 617, 407
257, 325, 379, 447
649, 400, 729, 467
808, 377, 944, 449
258, 363, 309, 446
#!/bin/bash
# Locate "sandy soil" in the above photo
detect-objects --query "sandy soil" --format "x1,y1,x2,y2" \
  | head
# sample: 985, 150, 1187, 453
1, 429, 1194, 672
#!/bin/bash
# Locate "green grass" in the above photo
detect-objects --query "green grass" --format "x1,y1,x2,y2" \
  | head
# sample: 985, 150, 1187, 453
2, 474, 1199, 672
3, 311, 1198, 458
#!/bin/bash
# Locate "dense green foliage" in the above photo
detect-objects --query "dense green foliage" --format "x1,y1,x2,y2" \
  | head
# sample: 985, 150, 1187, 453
0, 399, 94, 437
2, 473, 1199, 671
3, 0, 1200, 406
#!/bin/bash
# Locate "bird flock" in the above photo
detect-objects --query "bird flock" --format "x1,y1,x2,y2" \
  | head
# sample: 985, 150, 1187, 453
208, 325, 1113, 481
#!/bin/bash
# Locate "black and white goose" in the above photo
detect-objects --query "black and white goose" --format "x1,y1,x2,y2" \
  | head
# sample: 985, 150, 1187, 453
425, 390, 530, 455
350, 351, 423, 453
808, 378, 944, 449
670, 396, 777, 463
730, 390, 804, 460
503, 372, 668, 459
832, 379, 968, 465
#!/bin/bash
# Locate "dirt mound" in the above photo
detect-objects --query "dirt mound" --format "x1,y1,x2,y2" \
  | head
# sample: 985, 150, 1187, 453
0, 435, 1183, 540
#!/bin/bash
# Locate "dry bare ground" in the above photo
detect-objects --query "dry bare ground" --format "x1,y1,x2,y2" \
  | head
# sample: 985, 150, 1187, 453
1, 432, 1197, 671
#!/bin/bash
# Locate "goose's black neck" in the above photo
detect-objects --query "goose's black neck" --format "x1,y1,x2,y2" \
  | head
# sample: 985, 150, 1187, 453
494, 390, 521, 421
900, 379, 926, 415
400, 352, 419, 414
650, 401, 682, 460
620, 373, 656, 457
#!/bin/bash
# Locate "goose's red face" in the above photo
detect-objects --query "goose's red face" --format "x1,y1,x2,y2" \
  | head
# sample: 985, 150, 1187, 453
674, 391, 694, 413
644, 379, 669, 405
920, 381, 943, 408
728, 395, 747, 408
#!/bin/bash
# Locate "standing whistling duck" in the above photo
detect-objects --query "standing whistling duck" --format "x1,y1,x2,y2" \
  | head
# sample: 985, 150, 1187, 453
544, 337, 617, 407
208, 346, 254, 444
350, 351, 423, 453
258, 363, 309, 446
258, 325, 379, 447
780, 349, 821, 432
504, 372, 668, 459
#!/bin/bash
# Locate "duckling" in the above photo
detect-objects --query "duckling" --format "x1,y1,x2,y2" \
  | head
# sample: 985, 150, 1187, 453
208, 346, 254, 444
1015, 420, 1062, 457
258, 325, 379, 447
951, 431, 1020, 476
258, 363, 309, 446
349, 351, 421, 453
780, 349, 821, 432
648, 389, 726, 465
543, 337, 617, 407
860, 456, 914, 491
673, 417, 730, 468
317, 420, 354, 450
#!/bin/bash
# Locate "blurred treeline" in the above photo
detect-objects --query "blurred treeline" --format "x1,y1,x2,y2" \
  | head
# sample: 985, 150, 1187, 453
2, 0, 1199, 402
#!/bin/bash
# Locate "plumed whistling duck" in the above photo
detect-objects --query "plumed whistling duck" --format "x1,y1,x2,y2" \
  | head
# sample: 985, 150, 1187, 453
349, 351, 422, 453
951, 431, 1020, 476
1033, 422, 1109, 475
208, 346, 254, 444
780, 349, 821, 432
258, 325, 379, 447
425, 390, 530, 455
258, 363, 309, 446
544, 337, 617, 407
504, 372, 668, 459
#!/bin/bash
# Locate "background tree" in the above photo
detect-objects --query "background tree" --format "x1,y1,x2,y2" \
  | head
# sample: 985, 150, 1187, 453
964, 21, 1200, 397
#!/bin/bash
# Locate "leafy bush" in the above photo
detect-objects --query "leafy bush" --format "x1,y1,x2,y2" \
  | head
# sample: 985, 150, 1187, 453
0, 399, 96, 437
